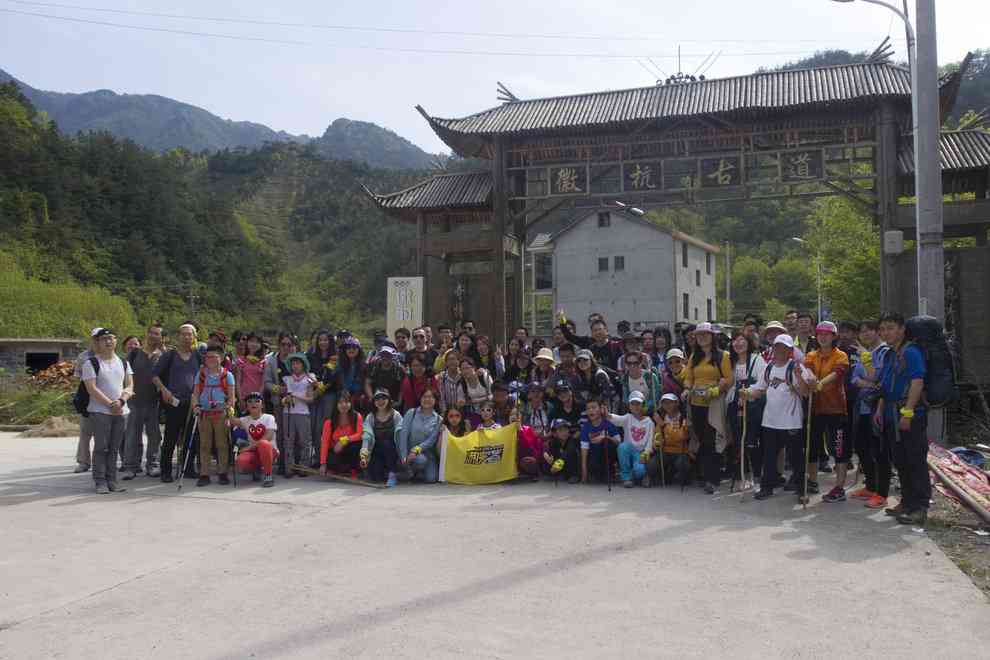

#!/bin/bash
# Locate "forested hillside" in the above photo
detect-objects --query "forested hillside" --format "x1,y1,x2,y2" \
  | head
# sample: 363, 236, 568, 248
0, 81, 417, 338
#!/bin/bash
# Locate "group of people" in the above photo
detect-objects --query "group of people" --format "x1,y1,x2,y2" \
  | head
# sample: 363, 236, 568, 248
73, 309, 933, 526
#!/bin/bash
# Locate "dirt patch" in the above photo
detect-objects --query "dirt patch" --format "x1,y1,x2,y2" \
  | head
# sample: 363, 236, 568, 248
927, 489, 990, 599
19, 416, 79, 438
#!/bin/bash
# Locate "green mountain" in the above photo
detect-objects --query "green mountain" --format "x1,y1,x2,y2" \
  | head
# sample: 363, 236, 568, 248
0, 68, 436, 169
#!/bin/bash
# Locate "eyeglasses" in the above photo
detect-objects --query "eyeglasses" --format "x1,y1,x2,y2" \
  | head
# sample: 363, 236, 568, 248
625, 361, 641, 367
413, 334, 426, 340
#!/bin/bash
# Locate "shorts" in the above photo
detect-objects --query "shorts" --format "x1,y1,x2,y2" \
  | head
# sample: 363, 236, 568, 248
810, 414, 849, 463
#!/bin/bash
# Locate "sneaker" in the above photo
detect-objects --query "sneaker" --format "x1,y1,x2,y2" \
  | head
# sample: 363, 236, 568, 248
822, 487, 846, 503
107, 483, 127, 493
864, 495, 887, 509
884, 502, 906, 517
897, 509, 927, 526
217, 474, 230, 485
385, 472, 398, 488
121, 470, 137, 481
819, 463, 833, 473
807, 481, 820, 495
641, 476, 651, 488
850, 487, 876, 500
74, 464, 90, 473
754, 489, 774, 501
147, 466, 161, 478
95, 484, 110, 494
623, 480, 634, 489
196, 476, 211, 487
262, 474, 274, 488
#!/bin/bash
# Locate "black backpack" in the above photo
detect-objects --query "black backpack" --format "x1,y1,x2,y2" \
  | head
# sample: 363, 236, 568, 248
73, 355, 126, 417
904, 315, 959, 408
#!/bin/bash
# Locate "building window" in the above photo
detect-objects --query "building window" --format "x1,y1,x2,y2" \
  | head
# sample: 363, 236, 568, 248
694, 307, 699, 321
598, 212, 611, 228
695, 269, 701, 286
614, 256, 625, 272
682, 243, 688, 268
534, 253, 553, 291
598, 257, 609, 272
706, 253, 712, 275
682, 293, 689, 319
707, 298, 713, 322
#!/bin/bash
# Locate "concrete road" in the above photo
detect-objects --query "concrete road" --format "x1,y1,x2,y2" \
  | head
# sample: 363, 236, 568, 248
1, 433, 988, 659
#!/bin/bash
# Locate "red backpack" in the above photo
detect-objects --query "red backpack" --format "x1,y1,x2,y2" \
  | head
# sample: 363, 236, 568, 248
198, 366, 233, 409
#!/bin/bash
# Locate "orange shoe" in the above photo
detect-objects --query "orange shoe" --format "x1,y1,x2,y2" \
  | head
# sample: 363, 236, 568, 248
851, 487, 876, 500
864, 494, 887, 509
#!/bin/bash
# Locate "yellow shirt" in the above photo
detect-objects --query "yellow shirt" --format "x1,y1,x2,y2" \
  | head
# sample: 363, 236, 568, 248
684, 351, 732, 407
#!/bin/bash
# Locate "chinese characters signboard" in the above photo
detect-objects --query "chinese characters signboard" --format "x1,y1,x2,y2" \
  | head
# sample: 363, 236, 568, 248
386, 277, 423, 339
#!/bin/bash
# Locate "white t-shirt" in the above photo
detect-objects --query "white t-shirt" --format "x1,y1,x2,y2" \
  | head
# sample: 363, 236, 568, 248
283, 374, 312, 415
626, 374, 648, 399
752, 360, 807, 430
608, 413, 655, 452
80, 355, 132, 415
239, 413, 277, 443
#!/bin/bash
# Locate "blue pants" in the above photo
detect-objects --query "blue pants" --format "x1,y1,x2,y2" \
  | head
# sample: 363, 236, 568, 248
617, 442, 647, 482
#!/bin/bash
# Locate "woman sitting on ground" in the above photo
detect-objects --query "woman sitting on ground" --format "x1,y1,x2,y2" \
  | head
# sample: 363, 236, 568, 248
360, 388, 404, 487
399, 388, 442, 483
319, 392, 363, 479
234, 392, 278, 487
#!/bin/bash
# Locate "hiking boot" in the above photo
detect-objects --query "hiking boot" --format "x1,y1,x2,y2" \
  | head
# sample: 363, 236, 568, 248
107, 483, 127, 493
385, 472, 398, 488
807, 481, 820, 495
897, 509, 928, 526
217, 474, 230, 485
623, 480, 634, 488
864, 495, 887, 509
74, 464, 90, 473
850, 487, 876, 500
147, 466, 161, 478
754, 489, 774, 501
262, 474, 274, 488
884, 502, 906, 517
95, 483, 110, 494
822, 487, 846, 503
196, 476, 210, 487
121, 470, 137, 481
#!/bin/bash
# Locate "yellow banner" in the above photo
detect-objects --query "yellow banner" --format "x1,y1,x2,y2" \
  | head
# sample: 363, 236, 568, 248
439, 424, 519, 485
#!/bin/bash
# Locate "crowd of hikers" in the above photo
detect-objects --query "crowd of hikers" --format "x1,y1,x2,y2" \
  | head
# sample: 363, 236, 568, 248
73, 308, 936, 526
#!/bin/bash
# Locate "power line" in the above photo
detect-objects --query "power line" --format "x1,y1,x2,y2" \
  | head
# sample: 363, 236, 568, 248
0, 9, 872, 60
6, 0, 907, 45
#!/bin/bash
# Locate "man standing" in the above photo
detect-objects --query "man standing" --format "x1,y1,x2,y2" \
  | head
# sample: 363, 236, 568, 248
876, 312, 930, 526
783, 310, 799, 338
394, 327, 411, 356
81, 328, 133, 494
365, 346, 406, 406
152, 323, 202, 482
795, 312, 820, 354
72, 330, 100, 473
122, 323, 164, 479
405, 328, 438, 369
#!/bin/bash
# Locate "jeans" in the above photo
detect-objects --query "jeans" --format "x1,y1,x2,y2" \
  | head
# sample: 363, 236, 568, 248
90, 413, 126, 487
888, 415, 930, 511
617, 442, 647, 481
123, 401, 161, 471
369, 437, 400, 483
402, 451, 439, 483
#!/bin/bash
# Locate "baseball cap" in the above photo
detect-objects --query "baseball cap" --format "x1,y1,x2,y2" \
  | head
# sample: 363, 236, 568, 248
90, 327, 106, 338
665, 348, 685, 360
628, 390, 646, 404
576, 349, 593, 361
554, 379, 572, 392
550, 418, 570, 431
372, 388, 391, 400
244, 391, 263, 402
764, 321, 786, 333
816, 321, 838, 335
773, 334, 795, 349
379, 346, 398, 358
92, 328, 115, 339
342, 336, 361, 349
661, 393, 679, 403
694, 322, 714, 334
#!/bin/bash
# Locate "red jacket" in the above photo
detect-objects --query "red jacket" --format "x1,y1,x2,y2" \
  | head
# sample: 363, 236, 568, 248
400, 375, 435, 412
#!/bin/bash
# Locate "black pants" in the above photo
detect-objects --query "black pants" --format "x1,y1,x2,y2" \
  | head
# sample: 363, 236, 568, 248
728, 399, 764, 480
327, 441, 362, 473
789, 425, 811, 496
160, 400, 196, 476
888, 414, 930, 511
691, 404, 721, 487
854, 413, 882, 492
585, 442, 618, 482
761, 428, 799, 492
549, 437, 581, 480
368, 439, 400, 482
809, 414, 849, 463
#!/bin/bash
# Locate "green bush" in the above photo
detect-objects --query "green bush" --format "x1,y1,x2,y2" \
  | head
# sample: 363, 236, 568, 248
0, 377, 75, 425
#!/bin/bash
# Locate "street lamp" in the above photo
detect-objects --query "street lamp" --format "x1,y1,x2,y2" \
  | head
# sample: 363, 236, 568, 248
792, 237, 823, 321
830, 0, 944, 321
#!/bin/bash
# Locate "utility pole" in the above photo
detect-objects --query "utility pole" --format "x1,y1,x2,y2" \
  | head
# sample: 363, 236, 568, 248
724, 241, 731, 322
912, 0, 944, 321
187, 287, 198, 318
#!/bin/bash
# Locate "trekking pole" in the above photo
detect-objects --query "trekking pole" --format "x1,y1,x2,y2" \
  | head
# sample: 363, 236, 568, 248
658, 443, 666, 488
604, 435, 612, 493
176, 415, 199, 492
802, 390, 814, 509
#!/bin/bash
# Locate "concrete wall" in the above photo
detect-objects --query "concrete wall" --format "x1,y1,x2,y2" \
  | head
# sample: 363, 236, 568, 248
553, 212, 676, 334
0, 340, 82, 376
674, 240, 717, 324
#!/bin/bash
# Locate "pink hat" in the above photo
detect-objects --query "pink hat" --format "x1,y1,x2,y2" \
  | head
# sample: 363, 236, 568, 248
816, 321, 838, 335
694, 322, 714, 334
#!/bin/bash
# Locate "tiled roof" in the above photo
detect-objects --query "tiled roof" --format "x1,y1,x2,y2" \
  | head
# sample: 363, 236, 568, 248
421, 63, 915, 153
364, 171, 492, 210
898, 130, 990, 175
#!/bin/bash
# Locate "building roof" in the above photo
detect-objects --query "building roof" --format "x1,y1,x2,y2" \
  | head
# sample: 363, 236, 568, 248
550, 208, 720, 254
0, 338, 81, 344
363, 171, 492, 211
898, 130, 990, 175
420, 62, 931, 157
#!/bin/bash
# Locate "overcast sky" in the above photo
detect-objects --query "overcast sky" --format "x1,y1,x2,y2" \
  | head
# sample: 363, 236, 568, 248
1, 0, 986, 153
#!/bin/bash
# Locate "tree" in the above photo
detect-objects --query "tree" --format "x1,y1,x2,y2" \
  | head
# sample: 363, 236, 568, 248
730, 256, 774, 319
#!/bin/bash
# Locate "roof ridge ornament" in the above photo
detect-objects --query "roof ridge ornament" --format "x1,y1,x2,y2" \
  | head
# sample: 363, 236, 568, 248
496, 81, 520, 104
867, 36, 895, 64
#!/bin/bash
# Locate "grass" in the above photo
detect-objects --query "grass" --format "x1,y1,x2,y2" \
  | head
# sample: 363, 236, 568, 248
0, 377, 75, 425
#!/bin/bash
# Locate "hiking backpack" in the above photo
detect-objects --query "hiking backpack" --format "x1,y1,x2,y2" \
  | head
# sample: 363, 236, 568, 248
73, 356, 127, 417
904, 315, 959, 408
197, 366, 233, 409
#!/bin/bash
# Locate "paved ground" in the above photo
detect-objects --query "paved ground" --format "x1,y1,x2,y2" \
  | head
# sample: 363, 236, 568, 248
2, 433, 989, 659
